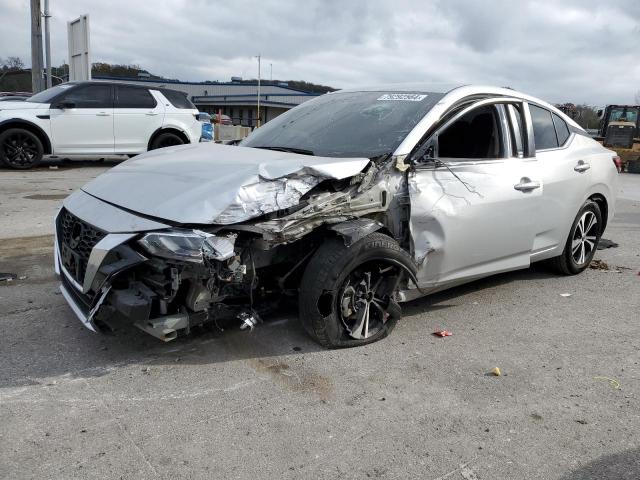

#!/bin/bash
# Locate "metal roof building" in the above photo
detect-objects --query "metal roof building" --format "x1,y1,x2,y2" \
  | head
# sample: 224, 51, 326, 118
94, 76, 321, 127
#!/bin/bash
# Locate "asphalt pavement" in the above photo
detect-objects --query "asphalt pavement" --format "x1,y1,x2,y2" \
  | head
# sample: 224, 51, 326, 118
1, 163, 639, 479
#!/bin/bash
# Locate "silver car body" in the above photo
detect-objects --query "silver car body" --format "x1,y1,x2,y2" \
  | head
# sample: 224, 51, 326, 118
54, 84, 618, 338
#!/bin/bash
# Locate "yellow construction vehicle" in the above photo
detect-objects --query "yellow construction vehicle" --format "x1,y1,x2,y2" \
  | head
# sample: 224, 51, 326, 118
596, 105, 640, 172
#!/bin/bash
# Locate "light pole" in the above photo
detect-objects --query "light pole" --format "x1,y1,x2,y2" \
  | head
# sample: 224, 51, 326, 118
270, 63, 272, 82
43, 0, 52, 88
254, 54, 261, 127
30, 0, 45, 92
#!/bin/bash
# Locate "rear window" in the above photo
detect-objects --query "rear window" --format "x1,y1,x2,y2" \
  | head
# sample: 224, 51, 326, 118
552, 113, 571, 146
529, 104, 558, 150
161, 89, 195, 109
115, 85, 156, 108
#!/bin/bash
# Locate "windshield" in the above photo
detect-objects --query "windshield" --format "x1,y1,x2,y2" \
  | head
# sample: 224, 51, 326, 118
242, 91, 444, 158
26, 83, 75, 104
610, 107, 639, 123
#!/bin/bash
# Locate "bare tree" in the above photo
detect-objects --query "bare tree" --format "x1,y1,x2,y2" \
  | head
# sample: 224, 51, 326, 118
1, 56, 25, 71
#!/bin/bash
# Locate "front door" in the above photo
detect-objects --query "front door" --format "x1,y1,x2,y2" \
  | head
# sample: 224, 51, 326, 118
50, 83, 114, 154
409, 100, 543, 290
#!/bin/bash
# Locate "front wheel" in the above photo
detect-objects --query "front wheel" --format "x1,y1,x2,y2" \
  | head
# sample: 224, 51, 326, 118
549, 200, 602, 275
0, 128, 44, 169
299, 232, 412, 348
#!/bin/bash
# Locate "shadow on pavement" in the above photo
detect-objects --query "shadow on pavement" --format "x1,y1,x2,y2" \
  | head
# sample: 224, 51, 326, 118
559, 448, 640, 480
1, 262, 562, 388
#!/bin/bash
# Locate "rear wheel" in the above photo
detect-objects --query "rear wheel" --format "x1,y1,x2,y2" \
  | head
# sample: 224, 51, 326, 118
0, 128, 44, 169
299, 233, 412, 348
549, 200, 602, 275
150, 132, 185, 150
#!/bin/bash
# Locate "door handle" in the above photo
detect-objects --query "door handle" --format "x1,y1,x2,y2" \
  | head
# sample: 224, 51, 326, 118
574, 160, 590, 172
514, 178, 541, 191
96, 112, 110, 116
146, 112, 158, 116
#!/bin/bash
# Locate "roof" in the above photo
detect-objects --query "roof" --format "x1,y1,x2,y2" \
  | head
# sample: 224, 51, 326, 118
92, 76, 315, 95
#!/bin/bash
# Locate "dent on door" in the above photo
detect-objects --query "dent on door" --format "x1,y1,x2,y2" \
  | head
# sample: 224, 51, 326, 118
406, 159, 542, 298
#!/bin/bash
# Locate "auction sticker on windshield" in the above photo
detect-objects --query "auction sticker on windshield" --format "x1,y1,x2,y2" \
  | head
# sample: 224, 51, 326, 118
377, 94, 428, 101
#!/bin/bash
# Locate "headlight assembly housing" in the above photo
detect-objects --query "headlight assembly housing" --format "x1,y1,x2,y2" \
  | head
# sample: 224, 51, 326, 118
138, 230, 237, 263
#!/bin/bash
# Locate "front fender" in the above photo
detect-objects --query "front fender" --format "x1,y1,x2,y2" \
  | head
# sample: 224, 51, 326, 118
328, 218, 383, 246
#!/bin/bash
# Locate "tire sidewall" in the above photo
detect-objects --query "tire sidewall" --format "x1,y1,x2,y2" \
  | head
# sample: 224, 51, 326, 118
0, 128, 44, 169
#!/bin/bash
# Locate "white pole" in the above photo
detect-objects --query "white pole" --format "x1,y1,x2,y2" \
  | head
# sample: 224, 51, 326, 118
43, 0, 52, 88
270, 63, 272, 82
255, 54, 261, 127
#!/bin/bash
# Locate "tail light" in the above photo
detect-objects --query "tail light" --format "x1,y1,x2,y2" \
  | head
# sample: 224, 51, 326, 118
612, 155, 622, 173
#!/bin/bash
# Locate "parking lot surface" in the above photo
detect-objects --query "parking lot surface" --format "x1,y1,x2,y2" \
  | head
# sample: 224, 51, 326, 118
1, 164, 639, 479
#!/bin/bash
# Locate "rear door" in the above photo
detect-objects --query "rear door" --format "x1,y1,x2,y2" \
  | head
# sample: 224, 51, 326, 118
49, 83, 114, 154
409, 98, 543, 289
113, 85, 165, 154
529, 104, 593, 257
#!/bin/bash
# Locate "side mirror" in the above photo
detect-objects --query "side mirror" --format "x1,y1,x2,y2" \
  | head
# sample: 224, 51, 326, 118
54, 101, 76, 109
596, 109, 603, 118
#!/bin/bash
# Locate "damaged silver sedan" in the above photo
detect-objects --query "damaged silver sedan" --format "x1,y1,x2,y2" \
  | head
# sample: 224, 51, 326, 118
55, 84, 618, 347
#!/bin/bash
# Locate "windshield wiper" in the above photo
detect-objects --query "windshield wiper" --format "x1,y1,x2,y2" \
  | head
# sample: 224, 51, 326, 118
252, 146, 315, 156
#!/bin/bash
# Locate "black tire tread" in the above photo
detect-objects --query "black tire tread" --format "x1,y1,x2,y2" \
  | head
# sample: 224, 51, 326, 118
299, 232, 411, 348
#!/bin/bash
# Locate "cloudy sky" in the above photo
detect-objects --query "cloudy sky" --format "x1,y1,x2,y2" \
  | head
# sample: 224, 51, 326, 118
1, 0, 638, 104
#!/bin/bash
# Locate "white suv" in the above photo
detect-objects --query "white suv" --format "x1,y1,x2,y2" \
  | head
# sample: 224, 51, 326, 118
0, 81, 202, 169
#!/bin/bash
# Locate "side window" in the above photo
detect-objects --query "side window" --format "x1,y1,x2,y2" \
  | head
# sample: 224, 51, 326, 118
529, 104, 558, 150
115, 86, 157, 108
59, 84, 112, 108
438, 104, 504, 159
552, 113, 570, 146
161, 89, 195, 109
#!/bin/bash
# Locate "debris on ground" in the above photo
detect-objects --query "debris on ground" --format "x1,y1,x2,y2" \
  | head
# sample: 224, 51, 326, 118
559, 293, 572, 297
597, 238, 619, 250
49, 165, 59, 170
594, 376, 621, 390
0, 273, 17, 282
589, 259, 611, 270
589, 259, 622, 273
433, 330, 453, 337
490, 367, 502, 376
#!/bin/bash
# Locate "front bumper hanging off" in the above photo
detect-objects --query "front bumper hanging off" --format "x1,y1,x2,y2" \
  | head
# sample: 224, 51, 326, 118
55, 232, 133, 332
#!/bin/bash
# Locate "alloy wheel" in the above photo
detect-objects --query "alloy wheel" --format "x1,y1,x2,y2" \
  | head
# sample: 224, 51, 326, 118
338, 262, 401, 340
571, 210, 598, 266
2, 132, 40, 168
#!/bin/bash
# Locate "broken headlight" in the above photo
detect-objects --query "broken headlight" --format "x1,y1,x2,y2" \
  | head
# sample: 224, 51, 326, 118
138, 230, 210, 263
138, 230, 236, 263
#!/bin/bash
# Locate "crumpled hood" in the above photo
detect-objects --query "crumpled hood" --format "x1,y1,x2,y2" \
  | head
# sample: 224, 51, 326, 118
82, 143, 370, 225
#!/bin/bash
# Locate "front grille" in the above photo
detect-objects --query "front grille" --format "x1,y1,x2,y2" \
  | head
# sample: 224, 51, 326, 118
57, 208, 107, 286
